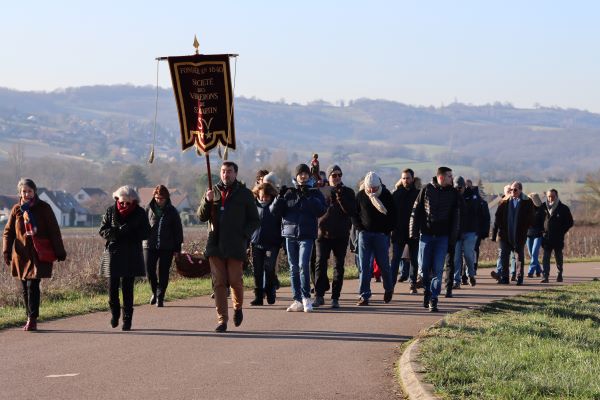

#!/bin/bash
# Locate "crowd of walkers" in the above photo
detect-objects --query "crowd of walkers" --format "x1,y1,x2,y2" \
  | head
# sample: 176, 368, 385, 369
2, 161, 573, 332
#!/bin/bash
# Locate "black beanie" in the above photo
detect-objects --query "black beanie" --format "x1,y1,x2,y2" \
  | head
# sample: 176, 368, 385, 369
294, 163, 310, 178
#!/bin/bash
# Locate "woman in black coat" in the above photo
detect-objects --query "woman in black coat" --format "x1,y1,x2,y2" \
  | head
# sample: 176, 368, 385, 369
99, 185, 150, 330
143, 185, 183, 307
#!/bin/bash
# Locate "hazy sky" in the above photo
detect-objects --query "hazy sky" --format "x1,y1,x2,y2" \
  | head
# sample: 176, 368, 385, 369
2, 1, 600, 111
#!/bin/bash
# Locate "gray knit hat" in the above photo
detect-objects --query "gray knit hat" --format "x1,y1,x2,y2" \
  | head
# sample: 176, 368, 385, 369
326, 164, 342, 177
294, 163, 310, 178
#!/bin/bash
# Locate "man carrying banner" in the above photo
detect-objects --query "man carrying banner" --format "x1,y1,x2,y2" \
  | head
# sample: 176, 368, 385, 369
198, 161, 259, 332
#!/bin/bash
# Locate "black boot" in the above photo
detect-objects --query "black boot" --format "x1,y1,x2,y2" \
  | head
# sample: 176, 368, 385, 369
556, 271, 563, 282
109, 301, 120, 328
122, 308, 133, 331
250, 289, 263, 306
150, 293, 157, 305
266, 288, 276, 305
423, 292, 431, 309
429, 298, 439, 312
157, 293, 164, 308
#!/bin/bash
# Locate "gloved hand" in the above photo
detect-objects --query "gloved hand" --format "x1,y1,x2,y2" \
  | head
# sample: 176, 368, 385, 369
57, 251, 67, 262
3, 253, 10, 266
279, 185, 288, 197
300, 185, 309, 196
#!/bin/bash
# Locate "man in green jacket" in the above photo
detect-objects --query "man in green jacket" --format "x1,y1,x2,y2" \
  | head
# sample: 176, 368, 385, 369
198, 161, 260, 332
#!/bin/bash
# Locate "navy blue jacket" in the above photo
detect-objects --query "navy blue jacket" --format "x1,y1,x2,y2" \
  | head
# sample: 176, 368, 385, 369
271, 185, 327, 240
251, 199, 282, 249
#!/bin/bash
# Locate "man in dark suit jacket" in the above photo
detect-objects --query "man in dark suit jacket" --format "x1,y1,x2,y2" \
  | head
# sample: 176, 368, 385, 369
491, 181, 534, 285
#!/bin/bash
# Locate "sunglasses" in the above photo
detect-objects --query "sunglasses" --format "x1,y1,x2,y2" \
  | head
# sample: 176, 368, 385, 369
331, 173, 342, 178
509, 188, 520, 192
154, 197, 166, 201
119, 201, 131, 206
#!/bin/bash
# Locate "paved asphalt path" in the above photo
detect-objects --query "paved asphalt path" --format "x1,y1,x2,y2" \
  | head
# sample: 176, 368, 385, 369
1, 262, 598, 400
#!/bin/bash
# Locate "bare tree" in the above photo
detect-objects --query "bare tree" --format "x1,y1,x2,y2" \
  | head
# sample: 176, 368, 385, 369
8, 143, 25, 181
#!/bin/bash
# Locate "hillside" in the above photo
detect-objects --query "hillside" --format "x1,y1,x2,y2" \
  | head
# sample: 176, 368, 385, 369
1, 85, 600, 185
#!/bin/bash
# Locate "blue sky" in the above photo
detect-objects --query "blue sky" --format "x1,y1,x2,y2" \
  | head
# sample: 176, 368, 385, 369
2, 1, 600, 111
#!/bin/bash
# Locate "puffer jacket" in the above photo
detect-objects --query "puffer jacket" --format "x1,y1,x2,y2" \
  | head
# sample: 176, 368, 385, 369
271, 184, 327, 240
144, 199, 184, 252
409, 179, 461, 243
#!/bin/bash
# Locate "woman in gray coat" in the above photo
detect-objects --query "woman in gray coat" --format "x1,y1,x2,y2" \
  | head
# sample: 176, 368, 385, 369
99, 185, 150, 330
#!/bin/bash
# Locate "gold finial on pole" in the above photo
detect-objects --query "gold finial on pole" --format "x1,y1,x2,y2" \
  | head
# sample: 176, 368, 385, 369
193, 35, 200, 55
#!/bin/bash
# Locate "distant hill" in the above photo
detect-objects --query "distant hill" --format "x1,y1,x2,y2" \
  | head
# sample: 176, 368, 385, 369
1, 85, 600, 183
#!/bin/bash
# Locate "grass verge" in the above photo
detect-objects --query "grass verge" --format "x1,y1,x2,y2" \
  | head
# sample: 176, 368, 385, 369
417, 280, 600, 399
0, 266, 359, 331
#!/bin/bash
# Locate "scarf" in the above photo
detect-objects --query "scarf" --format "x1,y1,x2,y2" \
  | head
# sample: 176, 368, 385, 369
20, 197, 37, 235
151, 201, 164, 218
116, 200, 136, 219
547, 200, 559, 216
364, 171, 387, 215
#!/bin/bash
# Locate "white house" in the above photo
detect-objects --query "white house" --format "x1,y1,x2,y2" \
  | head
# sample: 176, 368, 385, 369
38, 189, 89, 227
75, 187, 108, 203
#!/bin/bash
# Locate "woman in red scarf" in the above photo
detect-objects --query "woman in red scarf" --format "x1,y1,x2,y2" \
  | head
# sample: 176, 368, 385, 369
2, 178, 66, 331
99, 185, 150, 331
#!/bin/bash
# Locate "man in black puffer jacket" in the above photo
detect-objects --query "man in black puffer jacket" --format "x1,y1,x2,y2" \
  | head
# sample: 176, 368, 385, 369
313, 165, 356, 309
410, 167, 461, 312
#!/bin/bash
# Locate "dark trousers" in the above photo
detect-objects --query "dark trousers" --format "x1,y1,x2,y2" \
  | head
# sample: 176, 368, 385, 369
21, 279, 41, 319
444, 249, 455, 291
500, 240, 525, 281
144, 248, 174, 299
391, 238, 419, 285
251, 244, 279, 295
473, 236, 482, 272
315, 236, 349, 299
310, 241, 317, 288
542, 244, 564, 278
108, 276, 135, 312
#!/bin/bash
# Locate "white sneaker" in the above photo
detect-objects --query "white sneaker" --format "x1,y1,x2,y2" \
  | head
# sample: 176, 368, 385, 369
302, 297, 313, 313
286, 300, 303, 312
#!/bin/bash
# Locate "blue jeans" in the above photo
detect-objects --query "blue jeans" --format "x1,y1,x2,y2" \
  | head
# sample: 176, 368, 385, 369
419, 234, 449, 300
496, 249, 516, 275
286, 238, 313, 301
391, 238, 419, 285
454, 232, 477, 283
358, 231, 392, 299
526, 236, 542, 275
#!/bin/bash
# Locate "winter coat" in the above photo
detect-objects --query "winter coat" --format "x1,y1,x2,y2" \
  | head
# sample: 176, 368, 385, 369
409, 180, 461, 244
391, 184, 419, 242
459, 187, 483, 235
543, 201, 573, 247
198, 180, 260, 261
272, 184, 327, 240
352, 186, 396, 234
492, 194, 534, 248
318, 184, 356, 239
476, 187, 491, 239
99, 204, 150, 278
143, 200, 184, 253
251, 199, 282, 249
2, 197, 66, 280
527, 205, 546, 238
